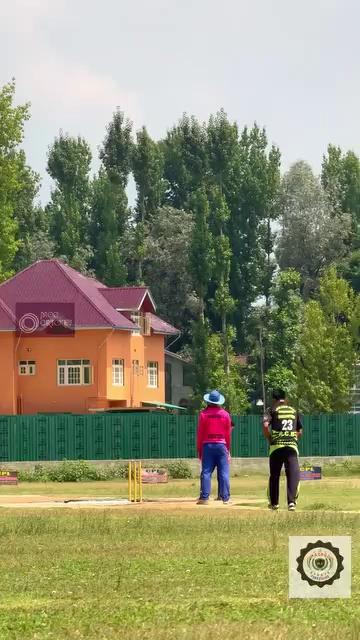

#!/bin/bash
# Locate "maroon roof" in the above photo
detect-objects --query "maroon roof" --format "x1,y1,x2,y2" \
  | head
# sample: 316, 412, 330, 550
101, 287, 156, 312
0, 260, 178, 334
149, 313, 179, 335
0, 260, 134, 330
0, 298, 15, 330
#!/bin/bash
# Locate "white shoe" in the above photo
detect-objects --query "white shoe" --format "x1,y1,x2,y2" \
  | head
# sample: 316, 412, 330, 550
288, 502, 296, 511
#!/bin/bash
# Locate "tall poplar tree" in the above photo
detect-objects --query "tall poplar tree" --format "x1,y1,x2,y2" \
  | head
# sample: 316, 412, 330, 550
209, 186, 234, 374
0, 80, 29, 280
47, 133, 92, 271
162, 114, 208, 209
91, 109, 133, 284
189, 188, 213, 400
132, 127, 164, 281
229, 124, 280, 348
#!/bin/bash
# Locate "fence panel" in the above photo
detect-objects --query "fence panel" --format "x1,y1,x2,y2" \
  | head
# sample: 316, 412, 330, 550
0, 413, 359, 461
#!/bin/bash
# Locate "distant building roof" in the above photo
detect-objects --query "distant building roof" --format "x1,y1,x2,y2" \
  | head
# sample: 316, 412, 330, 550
0, 260, 177, 334
165, 350, 191, 362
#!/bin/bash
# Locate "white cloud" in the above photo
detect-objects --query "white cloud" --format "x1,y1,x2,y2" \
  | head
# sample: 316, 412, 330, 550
24, 56, 141, 123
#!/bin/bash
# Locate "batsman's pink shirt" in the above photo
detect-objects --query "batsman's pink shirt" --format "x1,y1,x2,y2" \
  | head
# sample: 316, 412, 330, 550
197, 406, 232, 458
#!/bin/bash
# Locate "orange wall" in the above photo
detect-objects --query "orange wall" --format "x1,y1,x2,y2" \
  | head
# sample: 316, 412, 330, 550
105, 332, 165, 406
16, 329, 114, 414
0, 333, 17, 414
0, 328, 166, 414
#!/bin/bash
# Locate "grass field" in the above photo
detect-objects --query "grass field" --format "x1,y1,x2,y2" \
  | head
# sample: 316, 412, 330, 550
0, 476, 359, 639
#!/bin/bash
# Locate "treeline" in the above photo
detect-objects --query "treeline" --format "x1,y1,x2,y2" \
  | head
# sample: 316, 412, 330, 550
1, 80, 360, 413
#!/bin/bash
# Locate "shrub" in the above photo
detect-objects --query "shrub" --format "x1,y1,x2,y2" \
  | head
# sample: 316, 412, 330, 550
17, 459, 194, 482
165, 460, 192, 479
323, 460, 360, 477
17, 460, 130, 482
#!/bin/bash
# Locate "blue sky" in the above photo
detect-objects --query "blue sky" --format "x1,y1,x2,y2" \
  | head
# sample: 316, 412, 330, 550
1, 0, 360, 203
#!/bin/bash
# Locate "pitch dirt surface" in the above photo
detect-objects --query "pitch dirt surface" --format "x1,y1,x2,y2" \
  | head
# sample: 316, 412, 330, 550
0, 476, 360, 514
0, 493, 268, 510
1, 476, 360, 512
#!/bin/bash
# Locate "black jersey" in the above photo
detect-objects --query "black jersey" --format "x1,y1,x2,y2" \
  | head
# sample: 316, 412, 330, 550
265, 403, 303, 454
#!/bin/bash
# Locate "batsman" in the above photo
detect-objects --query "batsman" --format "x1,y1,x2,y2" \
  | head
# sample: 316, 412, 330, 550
262, 389, 303, 511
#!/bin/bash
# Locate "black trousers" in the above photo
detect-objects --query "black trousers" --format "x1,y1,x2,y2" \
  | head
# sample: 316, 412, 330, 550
268, 447, 300, 506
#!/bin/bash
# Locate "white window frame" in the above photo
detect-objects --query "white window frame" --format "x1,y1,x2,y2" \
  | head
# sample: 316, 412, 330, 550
18, 360, 36, 376
147, 361, 158, 388
131, 312, 141, 336
112, 358, 124, 386
57, 359, 92, 386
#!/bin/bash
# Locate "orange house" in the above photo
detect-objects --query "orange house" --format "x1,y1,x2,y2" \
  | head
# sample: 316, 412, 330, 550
0, 260, 178, 415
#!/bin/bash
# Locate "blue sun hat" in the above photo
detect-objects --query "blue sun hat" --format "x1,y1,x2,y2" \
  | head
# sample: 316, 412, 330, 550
203, 389, 225, 406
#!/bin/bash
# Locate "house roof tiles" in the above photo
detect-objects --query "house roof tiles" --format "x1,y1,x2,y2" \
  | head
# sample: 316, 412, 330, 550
0, 260, 134, 330
100, 287, 155, 311
0, 298, 15, 330
149, 313, 178, 335
0, 260, 178, 334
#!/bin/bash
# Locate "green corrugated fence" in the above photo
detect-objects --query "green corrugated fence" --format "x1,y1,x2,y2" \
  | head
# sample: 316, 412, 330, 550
0, 413, 360, 462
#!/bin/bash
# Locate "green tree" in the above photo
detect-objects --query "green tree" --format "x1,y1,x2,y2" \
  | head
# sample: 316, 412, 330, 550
229, 125, 280, 348
132, 127, 165, 281
189, 189, 213, 402
133, 127, 164, 221
162, 114, 208, 209
207, 333, 249, 414
12, 152, 52, 270
259, 145, 281, 307
265, 269, 303, 402
100, 108, 133, 188
277, 161, 350, 297
0, 80, 29, 280
208, 186, 234, 374
206, 109, 239, 198
89, 169, 127, 285
296, 268, 357, 413
267, 269, 303, 368
142, 207, 196, 338
322, 145, 360, 291
322, 145, 360, 222
47, 133, 92, 271
91, 109, 133, 284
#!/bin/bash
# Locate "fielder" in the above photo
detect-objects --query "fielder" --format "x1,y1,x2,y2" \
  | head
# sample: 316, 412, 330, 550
263, 389, 303, 511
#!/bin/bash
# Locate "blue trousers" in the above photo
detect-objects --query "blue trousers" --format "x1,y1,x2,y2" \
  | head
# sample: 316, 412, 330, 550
200, 443, 230, 501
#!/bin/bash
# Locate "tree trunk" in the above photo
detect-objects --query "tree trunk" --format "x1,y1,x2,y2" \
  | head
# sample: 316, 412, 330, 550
265, 217, 271, 308
259, 326, 266, 407
222, 311, 230, 375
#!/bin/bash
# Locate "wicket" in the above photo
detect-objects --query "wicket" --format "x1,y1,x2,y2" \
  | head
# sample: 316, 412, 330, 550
128, 460, 143, 502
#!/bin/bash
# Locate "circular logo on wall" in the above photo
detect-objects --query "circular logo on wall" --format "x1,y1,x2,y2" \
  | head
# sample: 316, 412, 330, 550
296, 540, 344, 587
18, 313, 40, 334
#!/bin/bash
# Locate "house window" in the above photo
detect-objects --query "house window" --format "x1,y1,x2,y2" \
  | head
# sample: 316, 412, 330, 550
131, 312, 141, 336
18, 361, 36, 376
57, 359, 92, 386
147, 361, 158, 388
112, 359, 124, 386
130, 312, 151, 336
